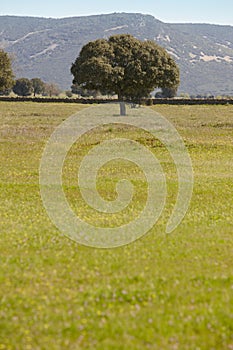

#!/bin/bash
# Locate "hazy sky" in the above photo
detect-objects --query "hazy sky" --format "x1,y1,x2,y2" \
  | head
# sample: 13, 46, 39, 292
1, 0, 233, 26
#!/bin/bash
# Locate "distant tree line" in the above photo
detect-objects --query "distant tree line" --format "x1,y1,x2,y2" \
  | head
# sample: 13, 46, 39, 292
0, 49, 61, 97
12, 78, 61, 97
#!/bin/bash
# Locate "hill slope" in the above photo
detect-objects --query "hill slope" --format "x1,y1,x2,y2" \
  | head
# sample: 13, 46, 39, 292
1, 13, 233, 95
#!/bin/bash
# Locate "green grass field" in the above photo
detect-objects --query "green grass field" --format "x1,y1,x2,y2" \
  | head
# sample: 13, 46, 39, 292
0, 101, 233, 349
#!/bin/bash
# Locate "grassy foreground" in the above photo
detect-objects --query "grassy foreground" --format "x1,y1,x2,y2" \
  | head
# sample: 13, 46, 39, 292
0, 102, 233, 349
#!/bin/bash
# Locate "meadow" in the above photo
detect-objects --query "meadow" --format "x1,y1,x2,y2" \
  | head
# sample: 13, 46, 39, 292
0, 101, 233, 349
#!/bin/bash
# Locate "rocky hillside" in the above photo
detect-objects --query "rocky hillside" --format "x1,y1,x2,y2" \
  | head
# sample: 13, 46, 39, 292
1, 13, 233, 95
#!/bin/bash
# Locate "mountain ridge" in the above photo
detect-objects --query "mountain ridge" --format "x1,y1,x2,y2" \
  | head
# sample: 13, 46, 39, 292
1, 13, 233, 95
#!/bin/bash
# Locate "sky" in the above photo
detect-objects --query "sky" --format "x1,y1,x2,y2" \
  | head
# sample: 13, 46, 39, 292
1, 0, 233, 26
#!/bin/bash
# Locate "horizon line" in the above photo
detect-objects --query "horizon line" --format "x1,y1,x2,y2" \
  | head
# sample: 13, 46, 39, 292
0, 12, 233, 27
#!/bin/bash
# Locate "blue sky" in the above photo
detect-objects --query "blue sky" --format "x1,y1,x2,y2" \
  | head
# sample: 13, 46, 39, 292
1, 0, 233, 26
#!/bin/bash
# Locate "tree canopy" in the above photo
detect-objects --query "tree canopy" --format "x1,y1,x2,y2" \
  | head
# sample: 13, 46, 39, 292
43, 82, 61, 97
71, 34, 180, 102
13, 78, 33, 96
31, 78, 45, 96
0, 50, 14, 94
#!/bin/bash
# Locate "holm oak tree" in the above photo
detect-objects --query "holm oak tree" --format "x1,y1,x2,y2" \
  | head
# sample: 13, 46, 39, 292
71, 34, 180, 115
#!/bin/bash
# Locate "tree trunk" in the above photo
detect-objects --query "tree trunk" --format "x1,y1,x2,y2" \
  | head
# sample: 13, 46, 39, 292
120, 101, 126, 116
118, 93, 126, 116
